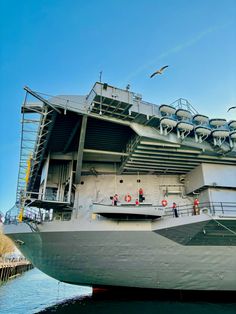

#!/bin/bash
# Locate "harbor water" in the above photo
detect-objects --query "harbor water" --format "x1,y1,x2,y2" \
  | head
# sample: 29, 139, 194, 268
0, 268, 236, 313
0, 268, 91, 313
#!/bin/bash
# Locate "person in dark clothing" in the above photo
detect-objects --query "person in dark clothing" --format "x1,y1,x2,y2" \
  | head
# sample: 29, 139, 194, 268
139, 188, 144, 202
172, 202, 178, 218
113, 194, 118, 206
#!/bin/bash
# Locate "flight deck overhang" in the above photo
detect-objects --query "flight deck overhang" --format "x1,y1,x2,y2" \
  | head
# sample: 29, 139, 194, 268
17, 83, 236, 204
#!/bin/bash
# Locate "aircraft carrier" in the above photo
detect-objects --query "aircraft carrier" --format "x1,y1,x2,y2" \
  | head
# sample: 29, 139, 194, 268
3, 82, 236, 291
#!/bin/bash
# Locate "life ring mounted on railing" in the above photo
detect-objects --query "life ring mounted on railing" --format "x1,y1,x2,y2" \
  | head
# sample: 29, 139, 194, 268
161, 199, 168, 207
125, 194, 132, 202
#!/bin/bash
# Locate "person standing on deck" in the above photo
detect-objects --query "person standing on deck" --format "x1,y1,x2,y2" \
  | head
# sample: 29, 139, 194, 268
139, 188, 144, 202
113, 194, 118, 206
172, 202, 178, 218
193, 198, 200, 215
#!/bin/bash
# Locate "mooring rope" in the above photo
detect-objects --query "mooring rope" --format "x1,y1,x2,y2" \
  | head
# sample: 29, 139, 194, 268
205, 211, 236, 236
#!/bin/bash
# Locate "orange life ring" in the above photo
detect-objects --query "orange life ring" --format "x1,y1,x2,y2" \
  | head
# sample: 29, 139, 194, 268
161, 199, 168, 207
125, 194, 132, 202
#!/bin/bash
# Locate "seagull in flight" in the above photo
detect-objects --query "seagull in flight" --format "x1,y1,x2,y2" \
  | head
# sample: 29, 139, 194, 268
150, 65, 169, 78
228, 106, 236, 112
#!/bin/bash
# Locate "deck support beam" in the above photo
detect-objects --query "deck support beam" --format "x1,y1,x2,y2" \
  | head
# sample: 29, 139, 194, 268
75, 115, 88, 184
63, 119, 81, 153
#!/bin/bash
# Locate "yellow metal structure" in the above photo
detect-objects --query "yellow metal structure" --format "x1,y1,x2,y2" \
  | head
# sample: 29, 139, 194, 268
18, 208, 24, 222
25, 155, 32, 184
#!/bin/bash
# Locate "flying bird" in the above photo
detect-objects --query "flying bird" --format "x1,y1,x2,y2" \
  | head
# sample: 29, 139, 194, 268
228, 106, 236, 112
150, 65, 169, 78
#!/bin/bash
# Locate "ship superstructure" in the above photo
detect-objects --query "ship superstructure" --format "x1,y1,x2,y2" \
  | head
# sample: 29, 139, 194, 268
3, 82, 236, 291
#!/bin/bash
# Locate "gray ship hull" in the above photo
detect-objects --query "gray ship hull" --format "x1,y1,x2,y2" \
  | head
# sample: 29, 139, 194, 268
6, 223, 236, 291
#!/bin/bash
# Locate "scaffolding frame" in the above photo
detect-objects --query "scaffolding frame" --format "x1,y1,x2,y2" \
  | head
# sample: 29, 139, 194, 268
16, 89, 58, 209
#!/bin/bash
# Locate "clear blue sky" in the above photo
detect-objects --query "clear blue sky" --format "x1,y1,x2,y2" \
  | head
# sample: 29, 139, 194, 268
0, 0, 235, 212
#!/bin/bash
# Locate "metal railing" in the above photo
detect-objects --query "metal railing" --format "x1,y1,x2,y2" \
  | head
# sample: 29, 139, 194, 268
4, 205, 72, 226
164, 202, 236, 218
4, 201, 236, 225
4, 206, 43, 225
169, 98, 198, 115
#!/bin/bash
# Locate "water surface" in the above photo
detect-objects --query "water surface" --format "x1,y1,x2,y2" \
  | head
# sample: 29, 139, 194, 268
0, 268, 235, 314
0, 268, 91, 313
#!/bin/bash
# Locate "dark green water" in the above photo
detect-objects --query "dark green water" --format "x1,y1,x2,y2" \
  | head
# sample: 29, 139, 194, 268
0, 268, 235, 314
